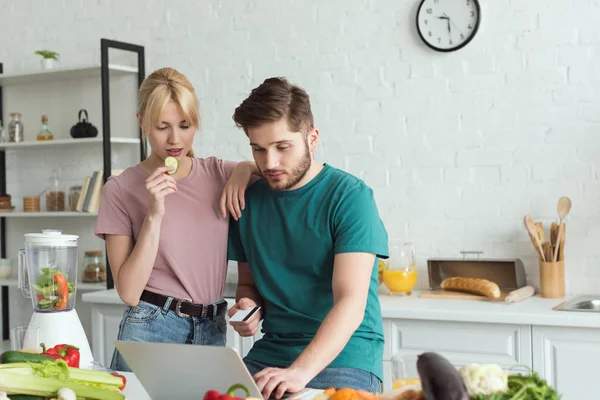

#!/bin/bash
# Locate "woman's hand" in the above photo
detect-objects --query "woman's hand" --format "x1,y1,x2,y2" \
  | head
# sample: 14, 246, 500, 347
220, 162, 256, 220
145, 166, 177, 219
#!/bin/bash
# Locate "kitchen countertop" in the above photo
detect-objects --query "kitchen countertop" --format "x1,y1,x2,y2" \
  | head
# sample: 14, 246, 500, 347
378, 289, 600, 328
82, 286, 600, 329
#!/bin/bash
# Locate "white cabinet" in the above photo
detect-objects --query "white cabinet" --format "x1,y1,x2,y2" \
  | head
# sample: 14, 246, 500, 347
382, 318, 532, 389
381, 319, 600, 396
532, 325, 600, 399
90, 303, 127, 367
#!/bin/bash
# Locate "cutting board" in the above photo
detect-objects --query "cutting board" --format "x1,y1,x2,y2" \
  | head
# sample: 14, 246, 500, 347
419, 290, 508, 302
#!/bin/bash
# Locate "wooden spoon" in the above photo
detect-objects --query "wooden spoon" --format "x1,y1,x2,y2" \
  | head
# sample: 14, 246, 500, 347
553, 197, 572, 262
524, 216, 546, 262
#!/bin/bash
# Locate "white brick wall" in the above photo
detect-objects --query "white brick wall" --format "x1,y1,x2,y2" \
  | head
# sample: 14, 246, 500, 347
1, 0, 599, 303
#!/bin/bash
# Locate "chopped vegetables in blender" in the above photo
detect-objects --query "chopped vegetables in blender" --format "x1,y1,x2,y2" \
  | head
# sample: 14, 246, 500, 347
31, 267, 75, 311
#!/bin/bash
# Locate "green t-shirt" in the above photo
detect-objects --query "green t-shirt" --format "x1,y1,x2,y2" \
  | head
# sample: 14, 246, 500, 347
227, 164, 389, 380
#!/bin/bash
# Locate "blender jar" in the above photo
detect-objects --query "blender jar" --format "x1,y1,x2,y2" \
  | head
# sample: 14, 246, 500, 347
18, 230, 79, 312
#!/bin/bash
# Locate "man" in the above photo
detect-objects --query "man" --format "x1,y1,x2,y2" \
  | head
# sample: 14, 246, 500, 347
227, 77, 389, 399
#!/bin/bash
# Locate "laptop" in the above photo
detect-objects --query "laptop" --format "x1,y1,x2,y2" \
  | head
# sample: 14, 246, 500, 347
114, 341, 324, 400
115, 341, 263, 399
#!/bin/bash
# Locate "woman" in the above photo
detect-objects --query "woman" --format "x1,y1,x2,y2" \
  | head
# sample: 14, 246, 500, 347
95, 67, 259, 372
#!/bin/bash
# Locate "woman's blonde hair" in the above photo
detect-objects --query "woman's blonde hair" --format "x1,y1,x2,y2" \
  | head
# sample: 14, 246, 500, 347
138, 67, 199, 157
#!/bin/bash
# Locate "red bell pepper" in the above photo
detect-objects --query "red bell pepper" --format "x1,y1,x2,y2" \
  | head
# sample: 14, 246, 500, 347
54, 273, 69, 310
40, 343, 80, 368
203, 384, 251, 400
111, 372, 127, 390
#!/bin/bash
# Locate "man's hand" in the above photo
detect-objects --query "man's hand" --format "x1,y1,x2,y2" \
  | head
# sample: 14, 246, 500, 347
253, 366, 312, 400
227, 297, 262, 337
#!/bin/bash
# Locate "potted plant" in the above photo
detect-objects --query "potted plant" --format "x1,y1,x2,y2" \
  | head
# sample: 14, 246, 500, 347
34, 50, 60, 70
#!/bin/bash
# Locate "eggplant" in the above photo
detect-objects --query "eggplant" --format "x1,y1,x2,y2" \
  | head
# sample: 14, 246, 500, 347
416, 352, 468, 400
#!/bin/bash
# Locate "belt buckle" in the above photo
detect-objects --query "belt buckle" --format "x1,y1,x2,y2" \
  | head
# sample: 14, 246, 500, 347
201, 305, 210, 318
175, 298, 192, 318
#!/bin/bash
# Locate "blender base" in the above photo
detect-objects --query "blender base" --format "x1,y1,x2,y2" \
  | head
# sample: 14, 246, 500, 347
24, 309, 94, 369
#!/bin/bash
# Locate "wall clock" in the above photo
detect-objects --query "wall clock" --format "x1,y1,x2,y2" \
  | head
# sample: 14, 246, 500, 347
416, 0, 481, 52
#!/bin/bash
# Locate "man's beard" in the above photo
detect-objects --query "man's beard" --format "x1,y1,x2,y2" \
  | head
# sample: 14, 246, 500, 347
262, 144, 312, 191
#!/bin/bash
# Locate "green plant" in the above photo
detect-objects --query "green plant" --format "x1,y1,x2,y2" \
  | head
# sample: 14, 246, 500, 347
34, 50, 60, 61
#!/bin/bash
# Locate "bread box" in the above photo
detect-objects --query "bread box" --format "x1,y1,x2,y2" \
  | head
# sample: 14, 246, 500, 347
427, 251, 527, 292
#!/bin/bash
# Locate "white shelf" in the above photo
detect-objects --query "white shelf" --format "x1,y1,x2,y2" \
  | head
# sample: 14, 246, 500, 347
0, 64, 139, 86
0, 136, 139, 150
0, 211, 97, 218
0, 278, 106, 291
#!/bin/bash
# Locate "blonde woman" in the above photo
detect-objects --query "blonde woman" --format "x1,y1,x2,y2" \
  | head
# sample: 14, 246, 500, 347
95, 67, 260, 372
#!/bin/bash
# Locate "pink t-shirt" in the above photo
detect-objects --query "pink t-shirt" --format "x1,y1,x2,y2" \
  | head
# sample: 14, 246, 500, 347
95, 157, 238, 304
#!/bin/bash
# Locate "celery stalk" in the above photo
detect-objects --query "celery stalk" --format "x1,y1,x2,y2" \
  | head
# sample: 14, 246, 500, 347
0, 370, 124, 399
0, 363, 123, 392
68, 367, 124, 388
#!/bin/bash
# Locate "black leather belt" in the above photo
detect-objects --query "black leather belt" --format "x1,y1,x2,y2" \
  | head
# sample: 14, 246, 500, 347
140, 290, 227, 319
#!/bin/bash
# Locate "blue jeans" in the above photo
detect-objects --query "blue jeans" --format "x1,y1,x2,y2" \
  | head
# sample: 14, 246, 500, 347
244, 359, 382, 393
110, 298, 227, 372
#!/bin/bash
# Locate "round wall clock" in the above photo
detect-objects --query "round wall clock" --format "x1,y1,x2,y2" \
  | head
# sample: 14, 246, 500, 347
416, 0, 481, 52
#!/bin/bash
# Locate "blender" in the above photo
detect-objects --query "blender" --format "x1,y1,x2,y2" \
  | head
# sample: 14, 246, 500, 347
18, 229, 94, 368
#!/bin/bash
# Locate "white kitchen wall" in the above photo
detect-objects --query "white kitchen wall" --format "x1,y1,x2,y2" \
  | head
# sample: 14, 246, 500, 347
0, 0, 599, 309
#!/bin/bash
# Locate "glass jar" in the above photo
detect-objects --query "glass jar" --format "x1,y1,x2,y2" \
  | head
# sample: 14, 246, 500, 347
8, 113, 24, 143
69, 185, 82, 212
45, 170, 65, 212
82, 251, 106, 283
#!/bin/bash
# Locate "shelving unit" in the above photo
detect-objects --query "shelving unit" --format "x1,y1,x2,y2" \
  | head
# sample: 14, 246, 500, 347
0, 39, 146, 340
0, 137, 139, 150
0, 279, 105, 291
0, 212, 98, 218
0, 64, 138, 86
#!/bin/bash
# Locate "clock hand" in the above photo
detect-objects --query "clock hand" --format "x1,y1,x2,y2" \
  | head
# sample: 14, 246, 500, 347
448, 17, 464, 36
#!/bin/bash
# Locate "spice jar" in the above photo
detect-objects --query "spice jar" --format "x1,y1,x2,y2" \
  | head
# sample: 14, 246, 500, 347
69, 185, 82, 211
45, 170, 65, 212
82, 251, 106, 283
8, 113, 24, 143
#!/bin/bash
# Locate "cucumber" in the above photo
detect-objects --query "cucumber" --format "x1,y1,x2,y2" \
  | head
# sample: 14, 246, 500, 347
0, 350, 54, 364
9, 395, 48, 400
37, 298, 55, 309
164, 156, 179, 175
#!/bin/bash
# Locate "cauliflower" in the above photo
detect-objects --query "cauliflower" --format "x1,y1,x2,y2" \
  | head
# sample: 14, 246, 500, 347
57, 387, 76, 400
0, 392, 9, 400
458, 363, 508, 397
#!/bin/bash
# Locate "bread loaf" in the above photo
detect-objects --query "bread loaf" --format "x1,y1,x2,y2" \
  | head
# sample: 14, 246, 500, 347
440, 277, 501, 299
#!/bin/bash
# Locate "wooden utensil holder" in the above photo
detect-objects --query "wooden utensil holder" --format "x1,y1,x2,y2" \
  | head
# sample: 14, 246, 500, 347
539, 260, 565, 298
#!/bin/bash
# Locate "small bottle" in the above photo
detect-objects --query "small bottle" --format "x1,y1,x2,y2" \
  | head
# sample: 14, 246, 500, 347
37, 115, 54, 141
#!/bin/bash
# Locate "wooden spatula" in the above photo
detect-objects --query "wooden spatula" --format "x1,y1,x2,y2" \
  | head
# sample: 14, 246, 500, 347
553, 197, 571, 262
525, 216, 546, 262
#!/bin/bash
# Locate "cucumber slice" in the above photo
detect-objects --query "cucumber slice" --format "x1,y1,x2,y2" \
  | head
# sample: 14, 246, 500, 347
164, 156, 179, 175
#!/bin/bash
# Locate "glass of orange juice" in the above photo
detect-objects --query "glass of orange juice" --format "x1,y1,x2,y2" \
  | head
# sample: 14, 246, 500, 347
391, 352, 421, 390
383, 242, 418, 296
